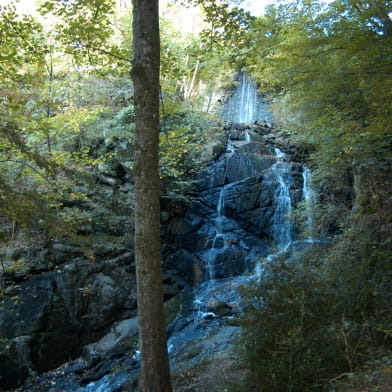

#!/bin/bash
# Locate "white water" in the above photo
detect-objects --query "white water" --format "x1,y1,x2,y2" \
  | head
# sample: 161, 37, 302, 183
222, 72, 271, 124
193, 184, 229, 319
254, 149, 294, 278
271, 148, 293, 247
238, 73, 257, 123
226, 135, 235, 153
245, 131, 251, 141
215, 185, 227, 234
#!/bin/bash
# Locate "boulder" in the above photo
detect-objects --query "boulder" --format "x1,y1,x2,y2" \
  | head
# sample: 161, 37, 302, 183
81, 317, 138, 367
214, 246, 248, 278
0, 254, 138, 390
0, 336, 32, 390
163, 248, 204, 287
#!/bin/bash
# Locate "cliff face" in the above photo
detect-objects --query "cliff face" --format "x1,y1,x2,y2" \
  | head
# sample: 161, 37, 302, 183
0, 71, 312, 391
0, 122, 308, 391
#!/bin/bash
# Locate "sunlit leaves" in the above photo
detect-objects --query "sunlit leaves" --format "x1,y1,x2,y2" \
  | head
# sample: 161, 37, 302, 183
0, 4, 103, 235
38, 0, 129, 69
247, 0, 392, 163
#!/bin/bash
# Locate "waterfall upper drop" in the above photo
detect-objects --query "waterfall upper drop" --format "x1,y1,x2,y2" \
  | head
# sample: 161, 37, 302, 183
222, 72, 271, 124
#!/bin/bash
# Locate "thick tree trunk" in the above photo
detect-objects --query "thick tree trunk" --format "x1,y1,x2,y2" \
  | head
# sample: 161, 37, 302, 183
131, 1, 172, 391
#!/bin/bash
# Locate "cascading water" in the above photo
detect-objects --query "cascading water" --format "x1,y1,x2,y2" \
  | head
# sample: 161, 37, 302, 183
226, 135, 235, 153
237, 73, 257, 123
271, 148, 293, 248
17, 71, 306, 392
215, 185, 227, 234
172, 74, 297, 372
192, 184, 234, 320
254, 149, 294, 279
222, 72, 271, 124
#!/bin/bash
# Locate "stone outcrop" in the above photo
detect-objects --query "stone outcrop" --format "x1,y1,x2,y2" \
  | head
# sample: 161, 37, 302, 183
0, 123, 307, 391
0, 254, 138, 390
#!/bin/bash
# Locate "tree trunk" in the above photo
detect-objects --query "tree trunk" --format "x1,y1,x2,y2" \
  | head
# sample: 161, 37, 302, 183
367, 0, 392, 36
131, 1, 172, 391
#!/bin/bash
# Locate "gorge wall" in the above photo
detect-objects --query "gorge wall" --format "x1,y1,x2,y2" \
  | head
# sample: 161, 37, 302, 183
0, 73, 310, 392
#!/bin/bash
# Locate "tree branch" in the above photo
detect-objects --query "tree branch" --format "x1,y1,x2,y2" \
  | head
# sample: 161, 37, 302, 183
81, 42, 132, 63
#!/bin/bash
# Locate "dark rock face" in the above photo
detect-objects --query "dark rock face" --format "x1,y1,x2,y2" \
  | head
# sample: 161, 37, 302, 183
0, 254, 138, 389
214, 246, 247, 278
161, 136, 304, 313
0, 336, 31, 389
0, 125, 306, 391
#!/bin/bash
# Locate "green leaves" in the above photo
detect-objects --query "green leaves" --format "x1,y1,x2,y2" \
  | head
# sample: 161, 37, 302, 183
38, 0, 130, 68
235, 5, 392, 390
237, 236, 392, 392
245, 0, 392, 236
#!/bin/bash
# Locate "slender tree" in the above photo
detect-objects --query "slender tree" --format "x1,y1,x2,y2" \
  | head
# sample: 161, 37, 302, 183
131, 1, 173, 391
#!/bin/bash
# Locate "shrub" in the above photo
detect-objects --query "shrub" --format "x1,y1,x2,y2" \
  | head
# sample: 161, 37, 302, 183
235, 240, 392, 392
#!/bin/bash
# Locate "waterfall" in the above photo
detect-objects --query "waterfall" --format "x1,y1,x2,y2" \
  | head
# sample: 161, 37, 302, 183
237, 72, 257, 123
271, 148, 293, 248
22, 75, 307, 392
226, 135, 234, 153
193, 184, 229, 319
302, 168, 315, 241
255, 149, 294, 279
221, 72, 271, 124
215, 185, 226, 234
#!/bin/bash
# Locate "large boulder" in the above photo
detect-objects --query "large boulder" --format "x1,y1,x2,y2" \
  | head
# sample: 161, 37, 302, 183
0, 254, 138, 390
0, 336, 32, 390
197, 142, 274, 191
214, 246, 248, 278
81, 316, 139, 367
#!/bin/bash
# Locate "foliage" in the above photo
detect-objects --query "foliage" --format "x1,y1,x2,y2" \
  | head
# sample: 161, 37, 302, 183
236, 238, 392, 392
176, 0, 254, 57
38, 0, 130, 70
236, 9, 392, 389
245, 0, 392, 200
0, 3, 120, 251
159, 106, 217, 202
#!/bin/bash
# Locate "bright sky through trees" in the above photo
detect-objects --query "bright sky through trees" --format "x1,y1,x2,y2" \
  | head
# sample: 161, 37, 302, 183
1, 0, 273, 16
241, 0, 273, 15
0, 0, 37, 14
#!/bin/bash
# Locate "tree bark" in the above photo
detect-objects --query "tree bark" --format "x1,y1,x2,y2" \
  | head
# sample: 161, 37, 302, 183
367, 0, 392, 36
131, 1, 172, 391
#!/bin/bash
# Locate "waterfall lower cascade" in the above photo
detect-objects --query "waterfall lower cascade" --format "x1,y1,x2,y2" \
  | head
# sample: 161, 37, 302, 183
271, 148, 294, 248
16, 73, 316, 392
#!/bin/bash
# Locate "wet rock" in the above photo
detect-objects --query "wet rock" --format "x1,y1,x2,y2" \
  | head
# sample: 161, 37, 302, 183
81, 317, 138, 368
160, 210, 170, 223
164, 248, 203, 287
0, 336, 31, 390
214, 247, 248, 278
208, 300, 239, 317
166, 214, 203, 237
0, 255, 138, 390
119, 373, 140, 392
